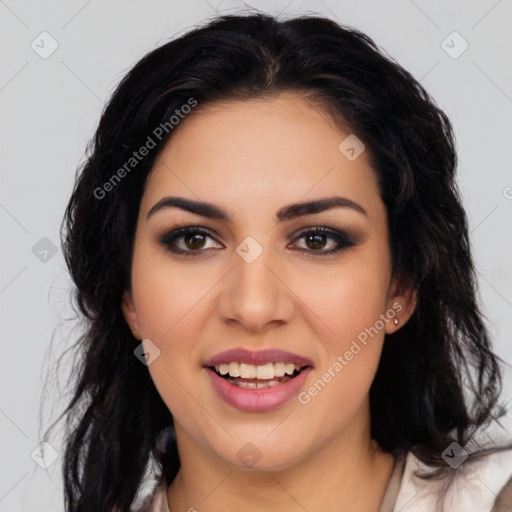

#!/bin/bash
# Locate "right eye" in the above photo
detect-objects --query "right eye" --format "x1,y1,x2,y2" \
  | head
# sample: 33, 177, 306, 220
158, 226, 223, 257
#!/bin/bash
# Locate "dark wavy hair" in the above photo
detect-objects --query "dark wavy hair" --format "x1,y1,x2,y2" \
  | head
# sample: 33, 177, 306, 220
47, 10, 511, 512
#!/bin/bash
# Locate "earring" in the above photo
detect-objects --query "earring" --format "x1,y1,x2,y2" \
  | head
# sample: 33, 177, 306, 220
394, 317, 399, 325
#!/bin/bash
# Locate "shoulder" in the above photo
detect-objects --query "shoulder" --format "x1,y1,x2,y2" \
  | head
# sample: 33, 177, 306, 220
394, 445, 512, 512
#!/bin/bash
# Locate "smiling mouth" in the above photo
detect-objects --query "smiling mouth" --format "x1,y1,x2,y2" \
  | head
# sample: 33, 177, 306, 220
209, 362, 311, 389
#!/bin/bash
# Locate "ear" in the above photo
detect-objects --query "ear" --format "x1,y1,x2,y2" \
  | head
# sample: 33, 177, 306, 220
384, 277, 417, 335
122, 290, 142, 340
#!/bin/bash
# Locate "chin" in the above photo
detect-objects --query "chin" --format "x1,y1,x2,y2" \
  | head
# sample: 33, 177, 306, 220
214, 438, 307, 473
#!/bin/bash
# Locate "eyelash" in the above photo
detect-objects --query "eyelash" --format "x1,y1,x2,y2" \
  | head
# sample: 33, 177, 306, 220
157, 224, 357, 258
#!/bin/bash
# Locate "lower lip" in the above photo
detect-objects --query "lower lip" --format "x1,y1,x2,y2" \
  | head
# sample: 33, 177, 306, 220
205, 367, 313, 412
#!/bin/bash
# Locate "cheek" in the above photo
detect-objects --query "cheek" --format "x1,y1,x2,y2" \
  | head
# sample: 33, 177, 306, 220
130, 239, 214, 339
292, 251, 391, 349
129, 243, 216, 413
288, 251, 391, 417
293, 268, 390, 429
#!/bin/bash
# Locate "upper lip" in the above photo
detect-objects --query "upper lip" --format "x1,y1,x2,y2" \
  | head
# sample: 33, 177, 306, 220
203, 348, 314, 368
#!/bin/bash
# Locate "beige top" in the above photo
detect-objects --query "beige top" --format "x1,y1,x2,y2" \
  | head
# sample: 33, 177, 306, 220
143, 449, 512, 512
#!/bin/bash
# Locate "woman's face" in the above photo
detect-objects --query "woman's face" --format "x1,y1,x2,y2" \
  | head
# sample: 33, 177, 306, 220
123, 92, 415, 471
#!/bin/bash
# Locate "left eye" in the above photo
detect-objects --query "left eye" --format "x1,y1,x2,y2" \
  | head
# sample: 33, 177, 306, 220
290, 227, 356, 255
158, 226, 356, 257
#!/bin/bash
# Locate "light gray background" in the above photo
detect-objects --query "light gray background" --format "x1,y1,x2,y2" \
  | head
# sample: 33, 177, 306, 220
1, 1, 511, 510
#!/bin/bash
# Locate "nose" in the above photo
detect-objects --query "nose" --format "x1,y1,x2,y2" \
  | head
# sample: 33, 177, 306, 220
218, 243, 296, 333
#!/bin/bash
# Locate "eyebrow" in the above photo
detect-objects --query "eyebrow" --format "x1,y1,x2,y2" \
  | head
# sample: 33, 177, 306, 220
146, 195, 368, 222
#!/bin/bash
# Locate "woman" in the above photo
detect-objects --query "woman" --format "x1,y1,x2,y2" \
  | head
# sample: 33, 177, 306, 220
54, 11, 512, 512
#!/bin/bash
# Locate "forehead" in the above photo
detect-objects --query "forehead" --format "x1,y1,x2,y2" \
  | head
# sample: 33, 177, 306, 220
141, 92, 383, 222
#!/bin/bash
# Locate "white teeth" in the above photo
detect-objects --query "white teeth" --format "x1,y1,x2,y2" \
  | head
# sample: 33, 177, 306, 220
213, 361, 306, 379
256, 363, 274, 379
233, 379, 282, 389
274, 362, 286, 377
240, 363, 256, 379
228, 362, 240, 377
284, 363, 295, 375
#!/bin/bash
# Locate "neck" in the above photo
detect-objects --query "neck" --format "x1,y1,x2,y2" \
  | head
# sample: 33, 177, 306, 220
167, 404, 395, 512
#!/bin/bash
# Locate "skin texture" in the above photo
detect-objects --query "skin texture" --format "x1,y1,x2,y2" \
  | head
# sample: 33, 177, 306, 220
122, 92, 416, 512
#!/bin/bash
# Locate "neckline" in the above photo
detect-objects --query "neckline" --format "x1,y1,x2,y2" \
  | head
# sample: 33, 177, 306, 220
378, 452, 408, 511
156, 452, 408, 512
